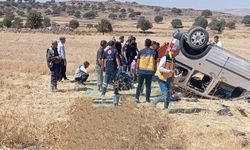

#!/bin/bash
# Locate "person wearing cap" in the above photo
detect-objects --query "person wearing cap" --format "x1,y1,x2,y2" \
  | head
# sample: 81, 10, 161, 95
135, 39, 157, 103
101, 41, 122, 103
46, 40, 62, 92
58, 36, 68, 81
151, 38, 181, 109
95, 40, 107, 91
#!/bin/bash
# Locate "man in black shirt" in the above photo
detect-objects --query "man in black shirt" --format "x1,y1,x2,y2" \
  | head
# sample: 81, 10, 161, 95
122, 39, 133, 72
101, 41, 122, 105
96, 40, 107, 91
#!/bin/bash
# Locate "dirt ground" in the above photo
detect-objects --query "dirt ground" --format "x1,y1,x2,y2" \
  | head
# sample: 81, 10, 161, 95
0, 30, 250, 149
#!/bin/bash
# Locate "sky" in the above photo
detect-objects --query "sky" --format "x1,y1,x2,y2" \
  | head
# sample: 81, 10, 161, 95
1, 0, 250, 10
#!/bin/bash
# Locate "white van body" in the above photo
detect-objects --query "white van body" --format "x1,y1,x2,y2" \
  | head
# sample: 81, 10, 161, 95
175, 45, 250, 99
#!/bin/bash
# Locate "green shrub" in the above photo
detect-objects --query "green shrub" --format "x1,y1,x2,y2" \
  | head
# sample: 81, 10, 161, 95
242, 15, 250, 26
137, 17, 153, 32
69, 19, 79, 29
193, 16, 208, 29
95, 19, 113, 35
25, 10, 43, 29
154, 15, 163, 24
171, 19, 183, 28
83, 11, 96, 19
201, 9, 212, 18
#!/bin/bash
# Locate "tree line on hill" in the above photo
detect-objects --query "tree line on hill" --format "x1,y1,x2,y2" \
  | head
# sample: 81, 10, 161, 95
1, 1, 250, 35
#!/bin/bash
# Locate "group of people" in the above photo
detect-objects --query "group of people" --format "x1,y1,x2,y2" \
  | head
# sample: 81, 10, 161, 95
94, 35, 181, 109
46, 34, 223, 109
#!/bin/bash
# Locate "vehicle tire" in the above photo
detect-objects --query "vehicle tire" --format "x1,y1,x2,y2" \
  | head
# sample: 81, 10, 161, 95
180, 34, 211, 60
186, 26, 209, 50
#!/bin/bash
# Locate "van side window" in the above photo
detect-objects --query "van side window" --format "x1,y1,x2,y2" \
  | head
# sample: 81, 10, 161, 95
188, 71, 212, 93
209, 82, 246, 99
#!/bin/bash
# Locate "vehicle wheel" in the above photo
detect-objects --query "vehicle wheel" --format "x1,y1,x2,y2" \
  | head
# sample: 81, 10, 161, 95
180, 35, 211, 59
186, 26, 209, 50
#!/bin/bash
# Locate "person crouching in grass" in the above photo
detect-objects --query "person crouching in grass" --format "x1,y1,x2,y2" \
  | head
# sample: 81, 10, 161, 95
74, 61, 90, 85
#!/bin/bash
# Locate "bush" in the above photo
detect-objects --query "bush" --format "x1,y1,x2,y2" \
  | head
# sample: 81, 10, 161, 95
86, 23, 93, 30
154, 15, 163, 24
120, 8, 126, 13
11, 17, 23, 28
226, 20, 236, 30
25, 10, 43, 29
43, 17, 51, 28
108, 13, 117, 20
127, 8, 134, 13
201, 9, 212, 18
45, 9, 52, 15
67, 9, 75, 16
69, 19, 79, 29
3, 17, 12, 28
171, 19, 183, 28
83, 11, 96, 19
242, 15, 250, 26
0, 21, 3, 28
119, 13, 126, 20
0, 11, 4, 17
154, 8, 161, 13
209, 19, 226, 33
134, 11, 142, 16
128, 12, 136, 19
95, 19, 113, 35
5, 12, 15, 21
193, 16, 208, 29
52, 7, 61, 16
171, 7, 182, 15
16, 10, 25, 17
74, 10, 81, 18
136, 17, 153, 32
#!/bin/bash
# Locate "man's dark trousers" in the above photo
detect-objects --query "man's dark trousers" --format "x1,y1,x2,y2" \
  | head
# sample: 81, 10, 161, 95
135, 74, 153, 102
59, 60, 67, 80
51, 64, 60, 89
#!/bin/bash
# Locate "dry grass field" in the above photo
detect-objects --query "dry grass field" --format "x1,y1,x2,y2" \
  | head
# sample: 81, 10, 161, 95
0, 17, 250, 149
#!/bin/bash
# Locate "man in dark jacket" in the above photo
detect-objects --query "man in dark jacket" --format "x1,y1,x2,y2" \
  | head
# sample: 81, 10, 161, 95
46, 40, 62, 92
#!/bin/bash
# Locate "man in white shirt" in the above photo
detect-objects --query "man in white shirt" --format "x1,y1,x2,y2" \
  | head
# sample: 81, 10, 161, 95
58, 36, 68, 81
214, 36, 223, 48
75, 61, 90, 85
151, 37, 181, 109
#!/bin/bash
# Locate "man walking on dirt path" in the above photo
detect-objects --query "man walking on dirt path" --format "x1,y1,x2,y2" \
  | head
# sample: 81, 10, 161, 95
46, 40, 62, 92
96, 40, 107, 91
101, 41, 122, 105
151, 38, 181, 109
135, 39, 157, 103
58, 36, 68, 81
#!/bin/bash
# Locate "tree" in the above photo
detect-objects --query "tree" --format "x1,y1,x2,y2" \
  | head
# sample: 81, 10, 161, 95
83, 11, 96, 19
11, 17, 23, 28
108, 13, 117, 20
95, 19, 113, 35
5, 12, 15, 20
3, 17, 12, 28
0, 11, 4, 17
209, 19, 226, 33
171, 19, 183, 28
193, 16, 208, 29
127, 8, 134, 13
25, 10, 43, 29
74, 10, 81, 18
45, 9, 52, 15
67, 9, 75, 16
86, 23, 93, 30
136, 17, 153, 32
128, 12, 136, 19
171, 7, 182, 15
119, 13, 126, 20
43, 17, 51, 27
226, 20, 236, 30
16, 10, 25, 17
154, 15, 163, 24
120, 8, 126, 13
242, 15, 250, 26
201, 9, 212, 18
69, 19, 79, 29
